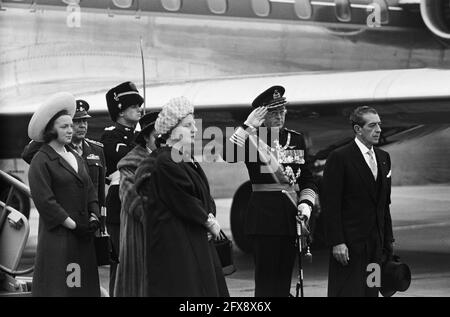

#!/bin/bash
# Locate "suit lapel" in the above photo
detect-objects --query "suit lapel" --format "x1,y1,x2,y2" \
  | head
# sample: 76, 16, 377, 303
374, 148, 388, 203
192, 158, 209, 187
41, 144, 83, 182
349, 141, 377, 203
188, 160, 210, 193
59, 151, 84, 183
81, 140, 90, 160
56, 146, 84, 183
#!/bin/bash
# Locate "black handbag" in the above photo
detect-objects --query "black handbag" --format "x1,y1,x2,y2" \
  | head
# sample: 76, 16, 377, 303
213, 230, 236, 276
94, 232, 119, 266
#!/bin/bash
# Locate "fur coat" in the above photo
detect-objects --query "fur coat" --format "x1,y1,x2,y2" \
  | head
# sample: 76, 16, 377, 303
114, 145, 150, 297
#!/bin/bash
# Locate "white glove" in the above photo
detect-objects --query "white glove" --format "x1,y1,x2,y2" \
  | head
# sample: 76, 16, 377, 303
244, 106, 268, 129
297, 203, 312, 222
205, 213, 221, 239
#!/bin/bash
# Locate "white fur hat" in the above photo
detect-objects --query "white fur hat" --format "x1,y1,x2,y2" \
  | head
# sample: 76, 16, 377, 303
28, 92, 76, 142
155, 96, 194, 135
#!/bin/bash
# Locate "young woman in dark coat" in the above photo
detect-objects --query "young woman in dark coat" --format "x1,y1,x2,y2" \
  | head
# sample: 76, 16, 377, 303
27, 93, 101, 296
136, 97, 229, 297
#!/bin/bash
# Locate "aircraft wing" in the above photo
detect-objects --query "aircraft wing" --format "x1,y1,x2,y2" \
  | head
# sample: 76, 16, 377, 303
1, 67, 449, 185
134, 67, 450, 110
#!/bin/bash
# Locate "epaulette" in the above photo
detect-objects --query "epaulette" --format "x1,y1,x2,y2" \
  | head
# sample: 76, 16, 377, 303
284, 128, 301, 136
104, 126, 115, 131
85, 138, 104, 148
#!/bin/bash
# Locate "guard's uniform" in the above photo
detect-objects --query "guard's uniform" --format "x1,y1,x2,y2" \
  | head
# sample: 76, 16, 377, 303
101, 123, 137, 297
68, 138, 106, 208
229, 86, 317, 297
101, 123, 137, 224
103, 81, 143, 296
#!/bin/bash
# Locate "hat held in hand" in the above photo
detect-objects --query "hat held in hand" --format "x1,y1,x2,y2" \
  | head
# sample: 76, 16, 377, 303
380, 255, 411, 297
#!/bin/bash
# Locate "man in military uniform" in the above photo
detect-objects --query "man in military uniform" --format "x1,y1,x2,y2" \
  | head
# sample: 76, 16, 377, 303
69, 100, 106, 211
228, 85, 317, 297
101, 81, 143, 296
22, 100, 105, 213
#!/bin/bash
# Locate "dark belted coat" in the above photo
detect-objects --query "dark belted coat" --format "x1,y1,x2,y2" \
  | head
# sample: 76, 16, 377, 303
28, 144, 100, 297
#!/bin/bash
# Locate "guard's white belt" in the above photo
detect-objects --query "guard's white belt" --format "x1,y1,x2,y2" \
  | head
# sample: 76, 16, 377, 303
252, 183, 299, 192
110, 170, 120, 186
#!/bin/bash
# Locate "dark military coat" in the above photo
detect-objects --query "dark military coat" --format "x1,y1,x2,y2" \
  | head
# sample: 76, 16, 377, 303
68, 139, 106, 207
228, 127, 317, 236
28, 144, 100, 297
100, 123, 137, 224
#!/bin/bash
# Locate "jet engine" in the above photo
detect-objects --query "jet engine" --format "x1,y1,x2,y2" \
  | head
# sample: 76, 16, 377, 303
420, 0, 450, 40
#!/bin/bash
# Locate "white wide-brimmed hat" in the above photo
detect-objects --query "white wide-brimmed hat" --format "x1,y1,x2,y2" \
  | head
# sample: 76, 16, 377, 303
28, 92, 76, 142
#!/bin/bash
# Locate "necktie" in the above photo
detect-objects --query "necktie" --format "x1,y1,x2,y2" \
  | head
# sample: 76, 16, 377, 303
367, 150, 378, 180
75, 144, 83, 156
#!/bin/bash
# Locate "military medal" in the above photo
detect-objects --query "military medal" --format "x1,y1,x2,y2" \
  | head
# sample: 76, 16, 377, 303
273, 134, 304, 185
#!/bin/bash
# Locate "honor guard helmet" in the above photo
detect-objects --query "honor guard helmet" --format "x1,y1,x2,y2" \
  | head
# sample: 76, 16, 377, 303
106, 81, 144, 122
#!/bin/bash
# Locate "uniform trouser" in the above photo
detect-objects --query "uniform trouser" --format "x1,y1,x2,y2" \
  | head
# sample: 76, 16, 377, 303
253, 235, 296, 297
106, 223, 120, 297
327, 228, 382, 297
105, 185, 121, 297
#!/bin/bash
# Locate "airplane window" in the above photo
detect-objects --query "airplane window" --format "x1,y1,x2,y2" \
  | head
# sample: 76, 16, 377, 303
335, 0, 351, 22
112, 0, 133, 9
294, 0, 313, 20
207, 0, 227, 15
61, 0, 80, 4
161, 0, 182, 12
251, 0, 270, 17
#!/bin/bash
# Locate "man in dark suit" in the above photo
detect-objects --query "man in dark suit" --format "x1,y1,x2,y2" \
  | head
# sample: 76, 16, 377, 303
322, 106, 394, 297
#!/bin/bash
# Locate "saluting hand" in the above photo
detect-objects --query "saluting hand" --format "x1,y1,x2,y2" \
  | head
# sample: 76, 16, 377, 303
245, 106, 268, 128
332, 243, 350, 266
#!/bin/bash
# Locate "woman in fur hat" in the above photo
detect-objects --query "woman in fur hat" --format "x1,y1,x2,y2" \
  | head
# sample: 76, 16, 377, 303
135, 97, 229, 297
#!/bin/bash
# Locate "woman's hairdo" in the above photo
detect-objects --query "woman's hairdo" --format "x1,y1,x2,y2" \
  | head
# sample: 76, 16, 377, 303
43, 110, 70, 143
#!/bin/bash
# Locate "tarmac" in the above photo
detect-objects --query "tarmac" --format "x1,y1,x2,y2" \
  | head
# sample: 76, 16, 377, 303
20, 185, 450, 297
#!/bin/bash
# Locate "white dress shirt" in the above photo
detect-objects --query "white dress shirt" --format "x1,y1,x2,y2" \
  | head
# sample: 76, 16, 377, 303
354, 137, 378, 179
